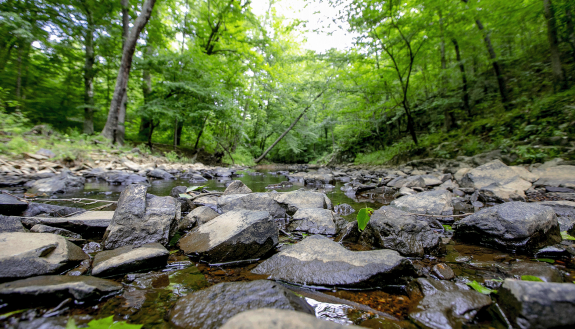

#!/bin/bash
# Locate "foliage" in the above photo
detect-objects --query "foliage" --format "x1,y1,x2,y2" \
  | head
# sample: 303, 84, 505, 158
466, 281, 497, 295
66, 316, 142, 329
532, 258, 555, 264
442, 225, 453, 232
521, 275, 544, 282
561, 231, 575, 241
356, 207, 374, 231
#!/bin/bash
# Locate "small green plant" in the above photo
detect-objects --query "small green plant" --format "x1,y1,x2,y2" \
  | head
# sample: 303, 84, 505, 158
357, 207, 374, 231
466, 281, 497, 294
66, 316, 142, 329
164, 151, 180, 163
442, 225, 453, 231
532, 258, 555, 264
521, 275, 544, 282
561, 231, 575, 241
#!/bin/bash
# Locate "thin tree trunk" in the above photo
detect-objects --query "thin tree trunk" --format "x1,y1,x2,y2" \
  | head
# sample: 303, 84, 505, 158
15, 45, 23, 109
543, 0, 567, 92
139, 46, 153, 141
193, 115, 208, 150
452, 38, 471, 116
147, 120, 158, 149
173, 118, 178, 149
102, 0, 156, 142
115, 0, 131, 144
566, 5, 575, 63
255, 91, 324, 163
82, 5, 96, 135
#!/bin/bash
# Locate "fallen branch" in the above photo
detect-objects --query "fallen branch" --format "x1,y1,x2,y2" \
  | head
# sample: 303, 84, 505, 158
188, 192, 224, 201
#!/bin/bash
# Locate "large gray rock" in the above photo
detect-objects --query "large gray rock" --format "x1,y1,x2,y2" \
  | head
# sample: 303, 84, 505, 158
272, 190, 332, 215
147, 168, 175, 180
286, 172, 334, 186
352, 206, 442, 257
0, 275, 122, 308
535, 201, 575, 234
95, 170, 149, 185
459, 160, 522, 189
27, 169, 85, 194
387, 176, 426, 188
504, 261, 563, 283
390, 190, 453, 216
453, 202, 561, 253
169, 280, 314, 329
0, 215, 25, 233
179, 206, 219, 230
21, 211, 113, 238
498, 279, 575, 329
0, 193, 28, 216
30, 224, 81, 239
252, 235, 415, 287
22, 202, 85, 217
0, 232, 88, 280
178, 210, 278, 263
218, 193, 286, 218
478, 177, 532, 202
220, 308, 363, 329
288, 208, 346, 235
102, 185, 180, 250
222, 180, 252, 195
533, 165, 575, 188
92, 243, 169, 277
408, 278, 492, 329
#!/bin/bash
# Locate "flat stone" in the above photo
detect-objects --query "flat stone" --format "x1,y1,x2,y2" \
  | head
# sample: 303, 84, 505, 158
22, 211, 112, 238
222, 180, 253, 195
92, 243, 169, 277
288, 208, 346, 235
510, 166, 539, 182
0, 232, 88, 280
272, 190, 331, 215
453, 202, 561, 253
147, 168, 175, 180
252, 235, 415, 287
178, 210, 278, 263
498, 279, 575, 328
169, 280, 315, 329
533, 165, 575, 188
97, 171, 149, 185
220, 308, 363, 329
390, 190, 453, 216
478, 176, 532, 202
0, 275, 122, 308
180, 206, 219, 230
0, 193, 28, 216
432, 263, 455, 280
419, 175, 443, 186
505, 261, 563, 283
30, 224, 81, 239
460, 160, 520, 189
0, 215, 25, 233
218, 193, 286, 218
22, 202, 85, 217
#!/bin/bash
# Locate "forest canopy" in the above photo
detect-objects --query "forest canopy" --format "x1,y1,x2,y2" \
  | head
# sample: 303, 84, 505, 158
1, 0, 574, 165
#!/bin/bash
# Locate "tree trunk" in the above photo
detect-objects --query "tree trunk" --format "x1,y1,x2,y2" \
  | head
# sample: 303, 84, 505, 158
452, 38, 471, 116
193, 115, 209, 150
173, 118, 178, 148
255, 91, 324, 163
147, 119, 158, 149
139, 47, 153, 141
543, 0, 567, 92
82, 8, 96, 135
15, 44, 23, 109
102, 0, 156, 142
114, 0, 131, 144
566, 5, 575, 63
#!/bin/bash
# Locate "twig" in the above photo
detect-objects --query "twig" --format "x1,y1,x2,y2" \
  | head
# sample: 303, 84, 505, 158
31, 198, 118, 204
1, 191, 29, 203
189, 192, 223, 201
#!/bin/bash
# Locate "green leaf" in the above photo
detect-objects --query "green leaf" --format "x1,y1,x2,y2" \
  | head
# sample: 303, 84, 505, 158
466, 281, 497, 294
73, 316, 143, 329
442, 224, 453, 231
186, 185, 205, 192
87, 317, 114, 328
357, 207, 374, 231
561, 231, 575, 241
179, 194, 192, 199
0, 309, 27, 321
533, 258, 555, 264
521, 275, 544, 282
66, 318, 77, 329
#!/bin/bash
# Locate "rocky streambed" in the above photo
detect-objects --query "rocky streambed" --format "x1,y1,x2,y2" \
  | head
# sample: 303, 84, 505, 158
1, 158, 575, 328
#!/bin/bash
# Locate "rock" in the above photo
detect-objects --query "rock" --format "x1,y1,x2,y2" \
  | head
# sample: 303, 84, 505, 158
223, 180, 253, 195
30, 224, 81, 239
454, 168, 472, 183
179, 206, 219, 230
214, 168, 234, 177
169, 280, 315, 329
22, 211, 113, 238
435, 180, 459, 191
419, 175, 443, 186
510, 166, 539, 183
505, 261, 563, 283
498, 279, 575, 329
0, 215, 25, 233
535, 201, 575, 234
27, 169, 85, 194
288, 208, 346, 235
121, 159, 141, 172
252, 235, 415, 287
460, 160, 520, 189
98, 171, 149, 185
218, 193, 286, 218
351, 206, 442, 257
219, 308, 363, 329
453, 202, 561, 253
92, 243, 169, 277
0, 275, 122, 308
390, 190, 453, 216
0, 193, 28, 216
387, 176, 426, 188
399, 186, 416, 196
533, 165, 575, 188
189, 174, 208, 183
478, 177, 532, 202
408, 278, 492, 329
272, 190, 331, 215
102, 185, 180, 250
170, 186, 193, 213
147, 168, 175, 180
0, 232, 88, 280
432, 263, 455, 280
22, 202, 85, 217
178, 210, 278, 263
287, 172, 334, 186
333, 203, 355, 215
36, 148, 56, 158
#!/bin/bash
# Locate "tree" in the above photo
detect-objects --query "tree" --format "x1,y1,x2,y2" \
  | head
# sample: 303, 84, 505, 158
543, 0, 567, 91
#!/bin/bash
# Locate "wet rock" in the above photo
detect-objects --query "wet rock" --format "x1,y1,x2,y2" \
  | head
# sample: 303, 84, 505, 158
178, 210, 278, 263
30, 224, 81, 239
0, 275, 122, 309
387, 176, 426, 188
170, 186, 193, 213
147, 168, 175, 180
399, 186, 416, 196
288, 208, 346, 235
460, 160, 523, 189
83, 241, 102, 254
272, 190, 331, 215
67, 259, 91, 276
535, 201, 575, 234
252, 235, 415, 287
453, 202, 561, 253
17, 316, 92, 329
219, 308, 362, 329
287, 172, 334, 186
218, 193, 286, 218
223, 180, 252, 195
498, 279, 575, 329
92, 243, 169, 277
194, 194, 219, 209
22, 211, 113, 238
390, 190, 453, 216
432, 263, 455, 280
533, 165, 575, 188
36, 148, 56, 158
505, 261, 563, 283
169, 280, 314, 329
179, 206, 219, 230
0, 232, 88, 281
0, 215, 25, 233
189, 174, 208, 183
0, 193, 28, 216
408, 278, 492, 329
478, 177, 532, 202
27, 169, 85, 194
22, 202, 85, 217
98, 171, 149, 185
333, 203, 355, 215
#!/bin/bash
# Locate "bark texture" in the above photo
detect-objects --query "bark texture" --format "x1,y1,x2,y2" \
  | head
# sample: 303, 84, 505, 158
543, 0, 567, 92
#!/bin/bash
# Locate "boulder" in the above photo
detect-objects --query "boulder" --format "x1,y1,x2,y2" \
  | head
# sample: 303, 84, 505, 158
252, 235, 415, 287
387, 176, 426, 188
169, 280, 314, 329
272, 190, 331, 215
498, 279, 575, 329
0, 275, 122, 309
390, 190, 453, 216
333, 203, 355, 216
223, 180, 253, 195
30, 224, 81, 239
22, 202, 85, 217
170, 186, 193, 213
147, 168, 175, 180
218, 193, 286, 218
419, 175, 443, 186
22, 211, 113, 238
288, 208, 346, 235
220, 308, 363, 329
92, 243, 169, 277
179, 206, 219, 230
98, 171, 149, 185
434, 180, 459, 191
453, 202, 561, 253
0, 215, 25, 233
533, 165, 575, 188
188, 174, 208, 183
510, 166, 539, 183
178, 210, 278, 263
0, 193, 28, 216
0, 232, 88, 280
460, 160, 520, 189
454, 168, 472, 183
27, 169, 85, 194
408, 278, 492, 329
535, 201, 575, 234
478, 177, 532, 202
102, 185, 180, 250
